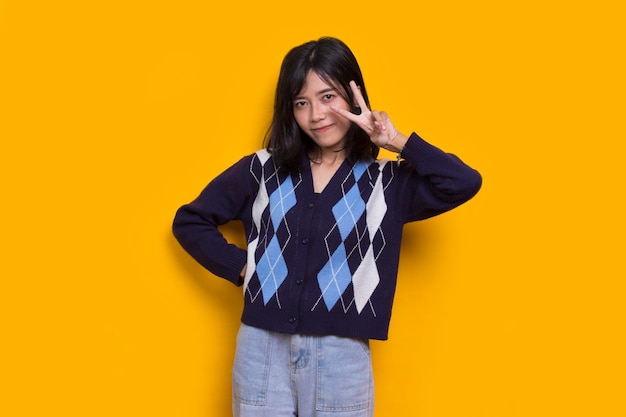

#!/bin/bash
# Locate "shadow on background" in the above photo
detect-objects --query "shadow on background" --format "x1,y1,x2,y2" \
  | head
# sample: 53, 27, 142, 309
167, 220, 246, 414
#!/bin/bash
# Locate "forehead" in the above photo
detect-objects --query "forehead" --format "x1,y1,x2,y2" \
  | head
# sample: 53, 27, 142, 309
298, 70, 338, 95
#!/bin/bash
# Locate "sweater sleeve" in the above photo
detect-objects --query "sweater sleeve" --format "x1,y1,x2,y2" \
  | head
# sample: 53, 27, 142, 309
172, 155, 256, 285
393, 132, 482, 222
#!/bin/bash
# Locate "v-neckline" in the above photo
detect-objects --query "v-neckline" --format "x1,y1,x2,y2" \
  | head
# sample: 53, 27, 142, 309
309, 158, 350, 195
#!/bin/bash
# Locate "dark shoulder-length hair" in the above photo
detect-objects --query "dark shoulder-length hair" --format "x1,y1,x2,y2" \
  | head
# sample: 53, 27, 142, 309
263, 37, 379, 172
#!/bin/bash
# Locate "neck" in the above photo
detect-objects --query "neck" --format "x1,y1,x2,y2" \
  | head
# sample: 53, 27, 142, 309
309, 149, 347, 166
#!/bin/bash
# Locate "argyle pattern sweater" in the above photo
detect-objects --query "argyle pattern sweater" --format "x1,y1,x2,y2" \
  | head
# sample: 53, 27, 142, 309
173, 133, 481, 340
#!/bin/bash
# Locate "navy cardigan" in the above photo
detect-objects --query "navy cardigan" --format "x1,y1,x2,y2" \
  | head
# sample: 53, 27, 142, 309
173, 133, 481, 340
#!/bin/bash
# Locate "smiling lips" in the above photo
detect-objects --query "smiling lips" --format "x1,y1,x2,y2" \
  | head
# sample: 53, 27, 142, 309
312, 124, 333, 133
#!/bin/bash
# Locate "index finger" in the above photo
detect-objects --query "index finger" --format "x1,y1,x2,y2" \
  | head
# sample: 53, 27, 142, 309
330, 105, 360, 123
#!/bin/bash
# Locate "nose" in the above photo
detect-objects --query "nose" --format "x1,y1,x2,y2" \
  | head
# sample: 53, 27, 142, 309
310, 101, 326, 122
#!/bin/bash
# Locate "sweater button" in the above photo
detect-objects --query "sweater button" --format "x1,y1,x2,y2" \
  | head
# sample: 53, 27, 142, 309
296, 279, 303, 285
301, 238, 309, 244
288, 317, 296, 324
308, 202, 315, 208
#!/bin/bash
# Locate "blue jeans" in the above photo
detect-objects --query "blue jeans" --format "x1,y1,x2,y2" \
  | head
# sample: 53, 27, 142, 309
232, 324, 374, 417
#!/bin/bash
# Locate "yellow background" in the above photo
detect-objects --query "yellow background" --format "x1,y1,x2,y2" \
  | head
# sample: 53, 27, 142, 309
1, 0, 624, 416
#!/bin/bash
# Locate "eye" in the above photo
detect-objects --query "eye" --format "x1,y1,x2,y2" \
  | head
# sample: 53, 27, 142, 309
294, 100, 307, 108
322, 94, 334, 101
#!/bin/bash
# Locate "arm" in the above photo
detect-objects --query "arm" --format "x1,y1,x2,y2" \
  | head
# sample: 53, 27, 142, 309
172, 156, 254, 285
332, 81, 482, 221
393, 132, 482, 221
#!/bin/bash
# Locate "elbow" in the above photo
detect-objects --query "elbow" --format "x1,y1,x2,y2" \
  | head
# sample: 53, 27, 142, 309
468, 169, 482, 198
172, 205, 193, 244
172, 220, 183, 243
454, 168, 482, 204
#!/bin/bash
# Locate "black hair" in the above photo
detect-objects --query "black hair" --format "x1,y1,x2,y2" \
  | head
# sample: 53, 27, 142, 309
263, 37, 379, 172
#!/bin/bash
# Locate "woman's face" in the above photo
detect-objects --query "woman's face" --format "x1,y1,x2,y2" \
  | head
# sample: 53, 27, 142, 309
293, 70, 352, 154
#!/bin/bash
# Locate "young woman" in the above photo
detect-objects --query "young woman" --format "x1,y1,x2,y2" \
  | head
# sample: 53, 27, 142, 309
173, 36, 481, 417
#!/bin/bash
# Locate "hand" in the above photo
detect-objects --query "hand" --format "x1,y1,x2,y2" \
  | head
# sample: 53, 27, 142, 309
331, 81, 407, 152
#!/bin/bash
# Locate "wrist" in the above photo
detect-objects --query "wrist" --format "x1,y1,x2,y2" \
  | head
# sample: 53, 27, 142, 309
382, 132, 408, 153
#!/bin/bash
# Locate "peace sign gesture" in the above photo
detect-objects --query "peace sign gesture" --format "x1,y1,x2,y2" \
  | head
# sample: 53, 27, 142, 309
331, 81, 407, 153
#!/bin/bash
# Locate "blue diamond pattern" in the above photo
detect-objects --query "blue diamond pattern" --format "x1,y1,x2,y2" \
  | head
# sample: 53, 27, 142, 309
256, 175, 296, 305
318, 244, 352, 310
257, 235, 289, 304
318, 163, 368, 311
332, 185, 366, 240
270, 176, 296, 227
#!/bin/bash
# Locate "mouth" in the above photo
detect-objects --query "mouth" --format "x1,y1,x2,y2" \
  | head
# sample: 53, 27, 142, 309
312, 124, 333, 133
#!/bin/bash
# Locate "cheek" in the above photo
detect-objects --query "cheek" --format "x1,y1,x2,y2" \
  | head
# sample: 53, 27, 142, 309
293, 111, 306, 128
338, 97, 352, 112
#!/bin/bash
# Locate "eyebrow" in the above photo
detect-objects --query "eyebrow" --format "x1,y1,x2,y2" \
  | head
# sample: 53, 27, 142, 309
294, 87, 336, 100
